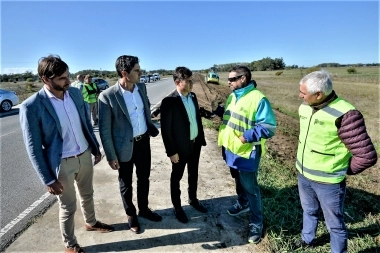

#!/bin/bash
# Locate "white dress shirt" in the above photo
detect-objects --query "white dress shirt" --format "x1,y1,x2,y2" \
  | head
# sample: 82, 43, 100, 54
43, 86, 89, 159
119, 83, 147, 137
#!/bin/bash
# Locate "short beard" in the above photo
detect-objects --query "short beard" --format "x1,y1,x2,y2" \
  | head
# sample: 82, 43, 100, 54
52, 83, 69, 92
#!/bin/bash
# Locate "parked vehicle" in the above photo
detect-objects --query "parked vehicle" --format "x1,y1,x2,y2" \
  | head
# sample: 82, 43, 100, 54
140, 75, 149, 83
205, 72, 219, 84
92, 77, 109, 91
153, 73, 161, 80
0, 89, 19, 112
149, 74, 157, 82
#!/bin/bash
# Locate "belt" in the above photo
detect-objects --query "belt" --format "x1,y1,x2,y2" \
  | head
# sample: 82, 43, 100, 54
190, 139, 196, 143
134, 132, 148, 141
64, 151, 85, 160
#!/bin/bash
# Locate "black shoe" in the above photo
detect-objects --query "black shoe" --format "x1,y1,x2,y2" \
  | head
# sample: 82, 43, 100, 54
190, 200, 208, 213
139, 208, 162, 222
127, 215, 140, 233
294, 238, 314, 249
174, 207, 188, 223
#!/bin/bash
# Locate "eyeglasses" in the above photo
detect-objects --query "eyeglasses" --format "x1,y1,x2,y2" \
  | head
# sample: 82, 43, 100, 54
228, 75, 243, 82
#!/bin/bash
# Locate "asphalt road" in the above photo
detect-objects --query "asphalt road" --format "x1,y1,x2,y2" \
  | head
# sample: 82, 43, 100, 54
0, 78, 175, 249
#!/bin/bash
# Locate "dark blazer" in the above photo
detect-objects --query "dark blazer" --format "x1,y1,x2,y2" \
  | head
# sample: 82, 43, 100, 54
161, 90, 206, 158
20, 87, 100, 185
98, 82, 159, 162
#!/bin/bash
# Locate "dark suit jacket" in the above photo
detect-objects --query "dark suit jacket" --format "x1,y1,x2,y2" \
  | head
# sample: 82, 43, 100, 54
20, 87, 100, 185
98, 82, 159, 162
161, 90, 206, 158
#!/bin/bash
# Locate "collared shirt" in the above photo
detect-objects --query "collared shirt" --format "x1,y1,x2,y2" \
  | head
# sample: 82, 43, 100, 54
179, 92, 198, 140
119, 83, 147, 137
43, 86, 89, 159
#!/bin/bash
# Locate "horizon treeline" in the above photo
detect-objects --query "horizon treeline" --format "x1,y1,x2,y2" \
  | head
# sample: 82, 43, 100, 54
1, 57, 379, 82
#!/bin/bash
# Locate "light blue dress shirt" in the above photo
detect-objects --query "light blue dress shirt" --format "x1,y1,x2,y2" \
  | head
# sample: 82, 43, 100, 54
179, 92, 198, 140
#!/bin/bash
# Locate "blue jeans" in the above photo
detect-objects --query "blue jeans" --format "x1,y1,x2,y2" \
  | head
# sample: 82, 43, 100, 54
238, 170, 263, 229
298, 173, 347, 253
230, 168, 248, 206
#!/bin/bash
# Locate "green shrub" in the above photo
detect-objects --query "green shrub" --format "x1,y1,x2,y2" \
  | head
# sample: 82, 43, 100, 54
347, 68, 357, 74
275, 71, 283, 76
26, 77, 34, 82
306, 66, 320, 74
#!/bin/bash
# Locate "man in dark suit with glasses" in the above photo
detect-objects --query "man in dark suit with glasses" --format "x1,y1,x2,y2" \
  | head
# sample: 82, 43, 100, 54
161, 66, 208, 223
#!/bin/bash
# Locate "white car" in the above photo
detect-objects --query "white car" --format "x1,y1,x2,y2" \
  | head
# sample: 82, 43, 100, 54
140, 75, 149, 83
149, 75, 157, 82
153, 73, 161, 80
0, 89, 19, 112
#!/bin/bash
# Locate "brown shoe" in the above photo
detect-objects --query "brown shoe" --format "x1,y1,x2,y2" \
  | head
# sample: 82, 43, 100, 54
85, 221, 114, 233
65, 244, 85, 253
127, 215, 140, 233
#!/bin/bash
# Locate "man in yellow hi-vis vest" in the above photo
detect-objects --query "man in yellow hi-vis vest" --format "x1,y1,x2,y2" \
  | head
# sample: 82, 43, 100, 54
295, 70, 377, 252
217, 65, 277, 244
83, 74, 100, 126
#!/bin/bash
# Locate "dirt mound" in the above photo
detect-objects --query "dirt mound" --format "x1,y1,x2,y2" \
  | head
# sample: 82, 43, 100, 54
191, 72, 231, 112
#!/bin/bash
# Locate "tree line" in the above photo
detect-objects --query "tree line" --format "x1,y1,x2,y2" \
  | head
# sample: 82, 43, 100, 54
1, 58, 379, 82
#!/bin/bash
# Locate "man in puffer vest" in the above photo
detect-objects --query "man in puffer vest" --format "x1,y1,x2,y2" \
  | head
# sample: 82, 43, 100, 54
295, 70, 377, 253
218, 65, 277, 244
83, 74, 100, 126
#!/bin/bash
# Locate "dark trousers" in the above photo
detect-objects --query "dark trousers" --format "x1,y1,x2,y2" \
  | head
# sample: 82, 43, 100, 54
230, 168, 248, 205
118, 135, 151, 216
170, 142, 202, 208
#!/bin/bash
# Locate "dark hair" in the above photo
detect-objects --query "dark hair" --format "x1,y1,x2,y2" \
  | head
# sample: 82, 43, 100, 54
230, 65, 251, 83
173, 66, 192, 81
38, 55, 69, 79
115, 55, 139, 77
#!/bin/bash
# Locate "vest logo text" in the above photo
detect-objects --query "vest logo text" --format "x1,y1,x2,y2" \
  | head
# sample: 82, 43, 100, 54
314, 119, 325, 125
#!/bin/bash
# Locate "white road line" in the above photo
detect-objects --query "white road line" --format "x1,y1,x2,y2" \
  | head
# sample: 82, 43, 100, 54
0, 192, 50, 238
0, 131, 17, 138
150, 89, 175, 111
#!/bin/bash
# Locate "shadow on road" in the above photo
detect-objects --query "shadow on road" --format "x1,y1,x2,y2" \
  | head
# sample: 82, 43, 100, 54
0, 108, 19, 118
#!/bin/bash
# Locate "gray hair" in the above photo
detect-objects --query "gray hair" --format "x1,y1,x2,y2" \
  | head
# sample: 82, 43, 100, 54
300, 70, 333, 95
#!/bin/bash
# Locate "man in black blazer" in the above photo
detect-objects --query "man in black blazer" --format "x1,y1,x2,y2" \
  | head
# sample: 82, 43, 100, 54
161, 66, 207, 223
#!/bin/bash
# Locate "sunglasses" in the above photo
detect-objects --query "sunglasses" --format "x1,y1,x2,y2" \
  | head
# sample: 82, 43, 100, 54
228, 75, 243, 82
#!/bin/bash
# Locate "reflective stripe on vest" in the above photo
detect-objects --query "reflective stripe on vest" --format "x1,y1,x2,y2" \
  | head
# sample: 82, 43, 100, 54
83, 83, 98, 103
296, 97, 355, 183
218, 88, 266, 158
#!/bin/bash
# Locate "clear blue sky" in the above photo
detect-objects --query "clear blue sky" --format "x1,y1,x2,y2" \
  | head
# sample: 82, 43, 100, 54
1, 0, 379, 74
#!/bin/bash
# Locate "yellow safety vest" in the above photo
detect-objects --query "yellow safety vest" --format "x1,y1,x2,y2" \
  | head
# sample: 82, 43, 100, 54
218, 87, 266, 158
83, 83, 98, 103
296, 97, 355, 183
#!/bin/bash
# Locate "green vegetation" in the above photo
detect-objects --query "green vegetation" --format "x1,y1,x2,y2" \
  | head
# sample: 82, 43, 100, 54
201, 118, 219, 130
275, 71, 283, 76
258, 152, 380, 252
306, 66, 321, 74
